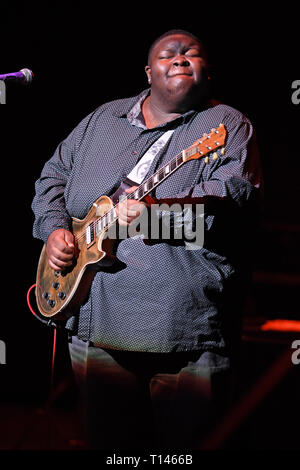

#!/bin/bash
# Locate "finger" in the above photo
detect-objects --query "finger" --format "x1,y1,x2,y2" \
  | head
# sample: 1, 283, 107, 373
48, 258, 71, 271
126, 200, 146, 209
64, 231, 75, 248
124, 185, 138, 194
50, 237, 73, 254
48, 259, 62, 271
118, 215, 132, 226
120, 200, 145, 212
124, 208, 141, 217
50, 231, 74, 252
51, 245, 74, 261
62, 243, 75, 254
118, 209, 140, 224
118, 212, 140, 226
116, 204, 139, 218
48, 255, 73, 271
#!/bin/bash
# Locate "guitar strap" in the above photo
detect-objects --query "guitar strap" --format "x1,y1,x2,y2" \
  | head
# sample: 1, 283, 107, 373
111, 129, 174, 204
127, 129, 174, 184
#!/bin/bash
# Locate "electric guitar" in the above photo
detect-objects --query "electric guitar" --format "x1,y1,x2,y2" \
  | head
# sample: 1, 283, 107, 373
35, 123, 227, 320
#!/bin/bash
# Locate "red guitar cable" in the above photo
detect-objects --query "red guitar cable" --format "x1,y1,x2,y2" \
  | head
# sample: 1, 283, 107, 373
26, 283, 39, 319
26, 284, 57, 387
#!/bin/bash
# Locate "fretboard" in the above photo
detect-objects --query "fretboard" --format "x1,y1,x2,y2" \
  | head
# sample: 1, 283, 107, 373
94, 148, 190, 236
84, 123, 227, 243
83, 121, 227, 244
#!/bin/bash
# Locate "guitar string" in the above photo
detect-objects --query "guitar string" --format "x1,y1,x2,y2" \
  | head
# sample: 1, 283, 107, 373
73, 133, 225, 244
73, 150, 187, 244
74, 142, 223, 245
72, 140, 207, 244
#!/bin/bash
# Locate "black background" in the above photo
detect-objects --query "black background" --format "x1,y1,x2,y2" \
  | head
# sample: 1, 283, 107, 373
0, 1, 299, 451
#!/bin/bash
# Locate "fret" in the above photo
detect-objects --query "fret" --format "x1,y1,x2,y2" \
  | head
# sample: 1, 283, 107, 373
96, 207, 118, 235
170, 159, 177, 171
132, 189, 139, 200
138, 186, 144, 199
152, 154, 182, 185
95, 150, 197, 235
91, 125, 226, 243
176, 153, 183, 165
158, 170, 165, 182
147, 176, 153, 191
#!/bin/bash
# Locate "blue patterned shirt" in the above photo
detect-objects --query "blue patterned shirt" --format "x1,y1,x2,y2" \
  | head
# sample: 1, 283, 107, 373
32, 89, 263, 355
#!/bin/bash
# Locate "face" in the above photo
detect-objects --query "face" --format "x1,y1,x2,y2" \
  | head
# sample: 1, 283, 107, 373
145, 34, 209, 107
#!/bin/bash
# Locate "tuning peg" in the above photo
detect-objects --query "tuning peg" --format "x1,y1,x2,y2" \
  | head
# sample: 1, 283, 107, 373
205, 156, 209, 164
221, 147, 226, 155
212, 152, 218, 160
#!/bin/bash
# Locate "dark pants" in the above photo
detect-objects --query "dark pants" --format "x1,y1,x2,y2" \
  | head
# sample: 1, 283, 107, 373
68, 336, 233, 450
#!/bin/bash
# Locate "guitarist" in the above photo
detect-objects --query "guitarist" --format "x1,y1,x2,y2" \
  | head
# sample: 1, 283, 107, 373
32, 30, 263, 450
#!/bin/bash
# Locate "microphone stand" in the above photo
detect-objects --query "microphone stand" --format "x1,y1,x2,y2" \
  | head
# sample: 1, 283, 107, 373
0, 80, 6, 104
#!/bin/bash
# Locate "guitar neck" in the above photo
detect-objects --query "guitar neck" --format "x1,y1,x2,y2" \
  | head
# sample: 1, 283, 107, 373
95, 149, 187, 235
93, 123, 226, 235
127, 149, 186, 202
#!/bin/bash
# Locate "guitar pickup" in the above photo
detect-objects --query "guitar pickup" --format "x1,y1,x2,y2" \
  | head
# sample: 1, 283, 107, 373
85, 222, 95, 247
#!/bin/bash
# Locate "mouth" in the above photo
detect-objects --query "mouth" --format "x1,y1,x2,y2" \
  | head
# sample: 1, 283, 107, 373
168, 72, 193, 78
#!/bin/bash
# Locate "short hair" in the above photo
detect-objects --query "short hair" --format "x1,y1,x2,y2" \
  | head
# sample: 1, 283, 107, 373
147, 29, 207, 64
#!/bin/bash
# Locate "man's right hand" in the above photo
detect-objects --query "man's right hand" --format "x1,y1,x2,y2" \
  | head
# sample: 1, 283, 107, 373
46, 228, 75, 271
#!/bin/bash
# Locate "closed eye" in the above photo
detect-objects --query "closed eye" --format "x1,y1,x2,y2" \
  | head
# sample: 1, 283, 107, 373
158, 51, 175, 59
185, 48, 202, 57
158, 48, 202, 60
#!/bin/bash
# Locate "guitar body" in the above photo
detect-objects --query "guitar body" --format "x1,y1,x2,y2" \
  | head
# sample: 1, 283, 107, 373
35, 124, 227, 320
36, 195, 117, 321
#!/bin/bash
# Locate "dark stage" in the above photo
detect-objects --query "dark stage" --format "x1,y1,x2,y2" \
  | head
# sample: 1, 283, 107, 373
0, 2, 299, 454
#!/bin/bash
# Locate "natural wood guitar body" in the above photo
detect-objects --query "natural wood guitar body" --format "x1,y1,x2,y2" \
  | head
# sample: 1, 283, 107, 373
36, 195, 117, 320
35, 124, 227, 320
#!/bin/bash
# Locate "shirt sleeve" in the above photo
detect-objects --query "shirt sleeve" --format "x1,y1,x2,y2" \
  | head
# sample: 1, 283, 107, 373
159, 111, 263, 207
144, 111, 263, 250
31, 134, 75, 243
31, 102, 112, 243
189, 112, 263, 206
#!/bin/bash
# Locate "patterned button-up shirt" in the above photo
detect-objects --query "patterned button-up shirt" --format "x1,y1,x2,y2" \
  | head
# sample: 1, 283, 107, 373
32, 89, 263, 356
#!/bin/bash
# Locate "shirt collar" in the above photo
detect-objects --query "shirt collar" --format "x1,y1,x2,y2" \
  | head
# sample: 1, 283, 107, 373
126, 89, 149, 129
114, 88, 199, 130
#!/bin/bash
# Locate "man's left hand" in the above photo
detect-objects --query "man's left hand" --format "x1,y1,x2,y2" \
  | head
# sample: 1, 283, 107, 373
116, 186, 148, 226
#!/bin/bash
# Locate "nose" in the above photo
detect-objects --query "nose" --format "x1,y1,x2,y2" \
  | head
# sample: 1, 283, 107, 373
173, 55, 190, 67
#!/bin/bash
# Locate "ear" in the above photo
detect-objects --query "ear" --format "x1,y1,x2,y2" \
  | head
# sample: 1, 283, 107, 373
145, 65, 152, 84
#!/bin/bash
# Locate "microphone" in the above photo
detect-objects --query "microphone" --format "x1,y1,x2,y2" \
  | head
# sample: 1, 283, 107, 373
0, 68, 33, 84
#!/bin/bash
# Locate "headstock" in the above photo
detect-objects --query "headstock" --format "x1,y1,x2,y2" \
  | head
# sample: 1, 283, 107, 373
183, 123, 227, 164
